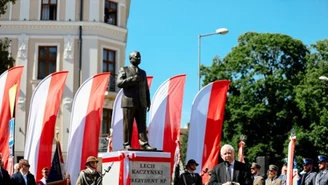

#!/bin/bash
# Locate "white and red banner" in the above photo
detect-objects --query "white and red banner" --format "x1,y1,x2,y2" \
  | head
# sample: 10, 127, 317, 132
66, 72, 110, 185
148, 74, 186, 171
238, 140, 245, 163
186, 80, 230, 182
111, 76, 153, 151
24, 71, 68, 181
0, 66, 24, 170
286, 135, 296, 185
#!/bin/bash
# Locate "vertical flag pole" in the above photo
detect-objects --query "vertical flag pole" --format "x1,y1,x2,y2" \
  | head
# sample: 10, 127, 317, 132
286, 128, 296, 185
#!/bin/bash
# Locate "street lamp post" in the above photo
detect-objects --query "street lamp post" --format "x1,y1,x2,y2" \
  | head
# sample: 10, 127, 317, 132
198, 28, 229, 90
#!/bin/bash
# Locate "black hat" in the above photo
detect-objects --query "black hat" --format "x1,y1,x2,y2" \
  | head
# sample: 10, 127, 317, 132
318, 155, 328, 163
303, 158, 313, 165
186, 159, 199, 167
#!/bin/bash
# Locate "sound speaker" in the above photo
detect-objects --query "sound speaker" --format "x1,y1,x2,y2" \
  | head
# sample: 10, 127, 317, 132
256, 156, 268, 177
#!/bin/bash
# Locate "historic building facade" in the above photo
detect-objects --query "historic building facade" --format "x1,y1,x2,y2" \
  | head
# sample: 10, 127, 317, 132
0, 0, 130, 160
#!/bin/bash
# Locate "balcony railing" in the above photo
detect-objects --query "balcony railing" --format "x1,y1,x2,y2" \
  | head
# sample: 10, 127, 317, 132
98, 135, 109, 152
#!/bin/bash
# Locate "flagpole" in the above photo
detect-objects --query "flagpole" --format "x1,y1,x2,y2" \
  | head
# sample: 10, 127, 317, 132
55, 127, 59, 142
286, 128, 296, 185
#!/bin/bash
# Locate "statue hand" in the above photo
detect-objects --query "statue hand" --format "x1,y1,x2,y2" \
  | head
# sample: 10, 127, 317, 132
134, 75, 140, 82
131, 75, 140, 82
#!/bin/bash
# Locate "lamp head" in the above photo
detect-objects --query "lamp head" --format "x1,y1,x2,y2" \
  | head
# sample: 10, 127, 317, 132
319, 76, 328, 81
216, 28, 229, 35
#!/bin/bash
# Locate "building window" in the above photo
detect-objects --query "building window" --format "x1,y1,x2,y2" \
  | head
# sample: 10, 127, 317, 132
41, 0, 57, 20
104, 1, 117, 25
102, 108, 112, 135
103, 49, 116, 92
38, 46, 57, 79
98, 108, 112, 152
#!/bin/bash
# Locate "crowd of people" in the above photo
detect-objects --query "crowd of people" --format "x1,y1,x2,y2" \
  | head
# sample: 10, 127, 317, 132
174, 144, 328, 185
0, 153, 102, 185
2, 144, 328, 185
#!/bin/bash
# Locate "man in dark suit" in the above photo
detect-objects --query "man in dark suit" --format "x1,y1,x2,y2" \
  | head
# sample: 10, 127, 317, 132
117, 51, 156, 151
208, 144, 252, 185
300, 158, 316, 185
0, 153, 11, 185
315, 155, 328, 185
11, 159, 36, 185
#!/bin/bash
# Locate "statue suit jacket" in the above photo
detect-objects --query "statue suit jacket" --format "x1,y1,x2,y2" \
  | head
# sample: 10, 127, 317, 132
117, 65, 150, 108
253, 175, 265, 185
315, 170, 328, 185
209, 160, 252, 185
0, 167, 11, 185
11, 171, 36, 185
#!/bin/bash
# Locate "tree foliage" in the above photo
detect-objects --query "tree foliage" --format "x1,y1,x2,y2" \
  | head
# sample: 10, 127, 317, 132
0, 0, 15, 74
0, 38, 14, 74
201, 32, 328, 166
0, 0, 15, 16
180, 125, 189, 166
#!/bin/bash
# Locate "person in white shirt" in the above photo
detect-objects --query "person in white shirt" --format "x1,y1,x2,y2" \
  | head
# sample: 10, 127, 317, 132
11, 159, 36, 185
37, 167, 49, 185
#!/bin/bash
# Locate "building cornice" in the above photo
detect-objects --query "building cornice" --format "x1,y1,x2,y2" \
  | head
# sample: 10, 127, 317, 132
0, 21, 127, 35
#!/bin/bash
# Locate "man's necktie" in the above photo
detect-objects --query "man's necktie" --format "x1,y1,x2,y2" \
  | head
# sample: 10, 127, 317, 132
227, 165, 231, 182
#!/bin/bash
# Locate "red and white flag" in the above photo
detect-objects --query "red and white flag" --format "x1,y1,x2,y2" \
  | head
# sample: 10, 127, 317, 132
186, 80, 230, 181
107, 133, 113, 153
148, 74, 186, 171
286, 135, 296, 185
66, 72, 110, 185
0, 66, 24, 170
24, 71, 68, 181
238, 140, 245, 163
111, 76, 153, 151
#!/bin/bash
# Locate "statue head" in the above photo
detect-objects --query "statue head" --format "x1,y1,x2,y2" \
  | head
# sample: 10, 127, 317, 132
129, 51, 141, 66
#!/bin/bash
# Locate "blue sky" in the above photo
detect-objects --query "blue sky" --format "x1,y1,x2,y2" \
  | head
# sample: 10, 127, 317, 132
125, 0, 328, 128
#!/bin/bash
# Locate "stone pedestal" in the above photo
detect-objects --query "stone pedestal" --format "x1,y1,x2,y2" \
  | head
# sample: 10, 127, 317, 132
99, 151, 171, 185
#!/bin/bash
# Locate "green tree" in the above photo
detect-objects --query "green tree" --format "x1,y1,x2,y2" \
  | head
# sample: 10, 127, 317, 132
201, 32, 309, 165
0, 38, 15, 74
294, 39, 328, 159
0, 0, 15, 16
180, 125, 189, 166
0, 0, 16, 74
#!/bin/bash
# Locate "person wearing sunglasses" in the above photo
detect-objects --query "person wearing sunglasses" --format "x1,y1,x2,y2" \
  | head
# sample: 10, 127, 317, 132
11, 159, 36, 185
251, 163, 264, 185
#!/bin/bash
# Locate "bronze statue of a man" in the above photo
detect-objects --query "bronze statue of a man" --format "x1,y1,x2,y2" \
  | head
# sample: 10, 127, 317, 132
116, 51, 156, 151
